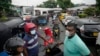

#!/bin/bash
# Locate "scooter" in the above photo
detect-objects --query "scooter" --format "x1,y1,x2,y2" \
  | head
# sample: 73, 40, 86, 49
44, 43, 63, 56
53, 24, 60, 40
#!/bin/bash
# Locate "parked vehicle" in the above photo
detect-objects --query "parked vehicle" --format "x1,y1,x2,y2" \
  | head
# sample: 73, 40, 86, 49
0, 23, 12, 52
59, 13, 67, 21
0, 19, 23, 52
62, 16, 76, 26
68, 19, 100, 45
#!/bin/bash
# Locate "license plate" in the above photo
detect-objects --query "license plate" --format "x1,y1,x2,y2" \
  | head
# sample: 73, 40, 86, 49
93, 32, 98, 37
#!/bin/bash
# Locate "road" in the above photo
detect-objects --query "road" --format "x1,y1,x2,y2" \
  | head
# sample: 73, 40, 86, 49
38, 17, 97, 56
38, 17, 65, 56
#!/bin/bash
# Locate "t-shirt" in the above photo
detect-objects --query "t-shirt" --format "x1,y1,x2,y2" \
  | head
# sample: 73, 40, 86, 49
64, 34, 90, 56
23, 33, 39, 56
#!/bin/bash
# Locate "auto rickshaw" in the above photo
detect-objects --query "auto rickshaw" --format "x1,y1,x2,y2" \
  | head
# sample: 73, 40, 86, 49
37, 15, 48, 26
59, 13, 69, 21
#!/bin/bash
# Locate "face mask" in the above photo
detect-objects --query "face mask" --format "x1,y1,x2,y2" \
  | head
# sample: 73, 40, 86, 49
65, 30, 70, 37
30, 30, 36, 35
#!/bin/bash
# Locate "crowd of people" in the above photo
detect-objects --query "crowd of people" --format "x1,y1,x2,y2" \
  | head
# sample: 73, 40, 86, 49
0, 14, 100, 56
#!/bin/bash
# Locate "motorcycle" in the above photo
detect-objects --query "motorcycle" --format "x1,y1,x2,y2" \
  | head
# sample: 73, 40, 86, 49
43, 42, 63, 56
53, 24, 60, 40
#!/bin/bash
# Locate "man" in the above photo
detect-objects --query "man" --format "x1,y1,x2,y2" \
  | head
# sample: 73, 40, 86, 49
96, 32, 100, 55
23, 22, 47, 56
0, 37, 25, 56
57, 23, 93, 56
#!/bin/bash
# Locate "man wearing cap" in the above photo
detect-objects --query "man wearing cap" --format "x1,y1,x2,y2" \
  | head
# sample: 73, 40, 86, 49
0, 37, 25, 56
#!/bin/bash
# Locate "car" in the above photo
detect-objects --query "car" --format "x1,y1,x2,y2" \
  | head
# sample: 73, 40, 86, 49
69, 19, 100, 45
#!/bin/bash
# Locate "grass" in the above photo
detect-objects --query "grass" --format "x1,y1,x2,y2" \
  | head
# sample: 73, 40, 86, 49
0, 16, 9, 22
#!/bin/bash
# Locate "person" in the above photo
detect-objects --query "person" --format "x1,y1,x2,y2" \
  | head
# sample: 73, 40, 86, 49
96, 32, 100, 55
0, 37, 25, 56
57, 23, 93, 56
20, 15, 32, 27
18, 15, 33, 38
43, 26, 54, 46
53, 23, 60, 40
23, 22, 48, 56
52, 13, 57, 23
23, 15, 32, 22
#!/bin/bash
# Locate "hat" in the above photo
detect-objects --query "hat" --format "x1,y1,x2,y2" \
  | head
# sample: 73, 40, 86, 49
4, 37, 25, 48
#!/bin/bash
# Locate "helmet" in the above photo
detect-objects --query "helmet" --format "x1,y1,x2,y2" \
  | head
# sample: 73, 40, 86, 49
24, 22, 36, 33
44, 27, 53, 37
4, 37, 25, 51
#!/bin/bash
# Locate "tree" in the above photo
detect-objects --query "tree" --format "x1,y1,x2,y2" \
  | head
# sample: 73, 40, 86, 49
57, 0, 74, 9
37, 0, 57, 8
84, 7, 96, 16
96, 0, 100, 9
44, 0, 57, 8
0, 0, 12, 17
96, 0, 100, 16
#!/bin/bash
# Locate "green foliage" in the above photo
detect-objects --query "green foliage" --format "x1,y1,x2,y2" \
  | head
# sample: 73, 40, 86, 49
78, 13, 87, 18
84, 7, 96, 16
0, 15, 8, 22
95, 8, 100, 16
0, 0, 12, 17
96, 0, 100, 15
57, 0, 74, 9
96, 0, 100, 9
43, 0, 57, 8
37, 0, 74, 9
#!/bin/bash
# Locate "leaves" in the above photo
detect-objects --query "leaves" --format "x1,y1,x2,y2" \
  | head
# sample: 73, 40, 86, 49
96, 0, 100, 16
84, 7, 96, 16
0, 0, 12, 17
37, 0, 74, 9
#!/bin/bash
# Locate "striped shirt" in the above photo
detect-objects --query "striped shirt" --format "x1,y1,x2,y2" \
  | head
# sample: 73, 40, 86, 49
23, 33, 39, 56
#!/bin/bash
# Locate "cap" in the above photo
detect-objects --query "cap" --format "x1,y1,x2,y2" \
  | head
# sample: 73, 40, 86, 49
5, 37, 25, 48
